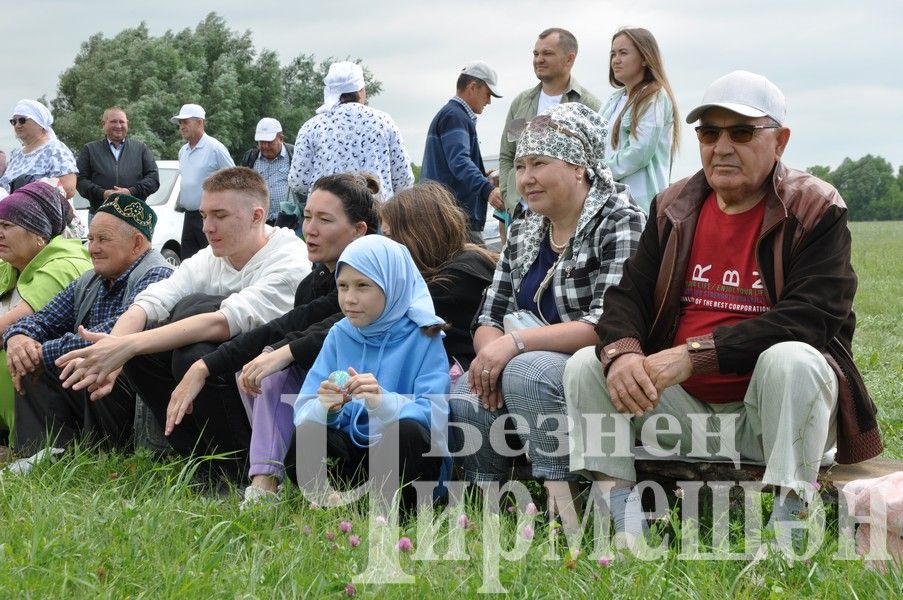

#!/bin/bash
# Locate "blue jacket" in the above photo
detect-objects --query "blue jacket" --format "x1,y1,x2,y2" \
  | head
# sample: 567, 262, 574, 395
421, 99, 493, 231
293, 236, 452, 486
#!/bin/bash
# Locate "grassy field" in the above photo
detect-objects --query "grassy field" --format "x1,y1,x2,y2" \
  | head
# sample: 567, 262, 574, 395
0, 222, 900, 598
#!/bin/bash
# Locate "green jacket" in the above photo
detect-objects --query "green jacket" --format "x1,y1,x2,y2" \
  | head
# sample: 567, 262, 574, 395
498, 78, 601, 213
0, 236, 91, 434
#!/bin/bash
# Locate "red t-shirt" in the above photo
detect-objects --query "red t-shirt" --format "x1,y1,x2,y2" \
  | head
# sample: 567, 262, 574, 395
673, 192, 769, 403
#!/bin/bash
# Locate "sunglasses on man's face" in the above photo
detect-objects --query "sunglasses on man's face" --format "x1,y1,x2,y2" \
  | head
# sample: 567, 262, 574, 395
695, 124, 781, 145
9, 117, 29, 126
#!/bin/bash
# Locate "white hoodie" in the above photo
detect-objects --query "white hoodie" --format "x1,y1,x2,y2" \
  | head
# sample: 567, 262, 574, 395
133, 226, 309, 336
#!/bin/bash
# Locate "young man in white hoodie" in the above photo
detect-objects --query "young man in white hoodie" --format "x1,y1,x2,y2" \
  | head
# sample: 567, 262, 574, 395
55, 167, 309, 477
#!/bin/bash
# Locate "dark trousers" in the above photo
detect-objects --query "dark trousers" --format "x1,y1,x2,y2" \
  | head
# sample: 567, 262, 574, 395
123, 341, 251, 481
296, 418, 442, 513
14, 367, 135, 455
180, 211, 208, 260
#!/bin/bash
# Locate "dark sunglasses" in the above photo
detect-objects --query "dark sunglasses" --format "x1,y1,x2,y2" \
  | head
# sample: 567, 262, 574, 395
695, 124, 781, 144
9, 117, 29, 126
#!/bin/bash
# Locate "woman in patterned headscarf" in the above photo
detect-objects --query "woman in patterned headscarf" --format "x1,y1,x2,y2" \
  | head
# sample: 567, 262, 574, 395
0, 100, 78, 199
0, 181, 91, 446
448, 102, 646, 491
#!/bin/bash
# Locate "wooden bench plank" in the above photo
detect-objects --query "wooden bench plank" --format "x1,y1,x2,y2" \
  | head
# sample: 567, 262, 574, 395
634, 457, 901, 485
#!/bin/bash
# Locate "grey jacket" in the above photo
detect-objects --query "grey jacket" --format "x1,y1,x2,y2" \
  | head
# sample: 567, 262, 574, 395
498, 78, 601, 213
76, 138, 159, 212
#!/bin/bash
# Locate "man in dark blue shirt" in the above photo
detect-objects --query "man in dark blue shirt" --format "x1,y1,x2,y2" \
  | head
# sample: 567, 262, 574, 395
421, 62, 503, 237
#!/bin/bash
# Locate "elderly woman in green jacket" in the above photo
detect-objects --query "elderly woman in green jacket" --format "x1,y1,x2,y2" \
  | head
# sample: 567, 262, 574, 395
0, 182, 91, 447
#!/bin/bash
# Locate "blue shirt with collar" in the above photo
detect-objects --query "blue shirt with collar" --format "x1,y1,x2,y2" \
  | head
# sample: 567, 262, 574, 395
177, 133, 235, 211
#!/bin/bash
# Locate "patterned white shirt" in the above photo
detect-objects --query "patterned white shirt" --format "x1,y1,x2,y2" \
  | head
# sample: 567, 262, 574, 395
0, 138, 78, 192
288, 103, 414, 200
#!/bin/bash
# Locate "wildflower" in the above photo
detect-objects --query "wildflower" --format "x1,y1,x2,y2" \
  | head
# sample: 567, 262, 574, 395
597, 555, 611, 567
349, 535, 361, 548
374, 515, 388, 526
327, 491, 342, 506
522, 525, 535, 540
507, 505, 515, 514
396, 537, 413, 552
675, 488, 685, 500
310, 501, 320, 510
340, 520, 353, 534
302, 525, 312, 536
525, 502, 538, 516
345, 583, 356, 596
457, 514, 470, 529
325, 531, 336, 542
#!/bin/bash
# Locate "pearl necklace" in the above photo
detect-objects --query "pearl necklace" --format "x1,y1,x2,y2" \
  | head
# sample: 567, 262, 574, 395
548, 222, 570, 253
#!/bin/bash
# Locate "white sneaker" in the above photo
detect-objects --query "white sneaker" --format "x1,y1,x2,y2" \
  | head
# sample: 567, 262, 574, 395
3, 447, 65, 476
239, 484, 280, 511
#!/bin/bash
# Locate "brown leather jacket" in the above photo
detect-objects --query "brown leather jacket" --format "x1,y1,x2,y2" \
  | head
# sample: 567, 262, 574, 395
596, 163, 882, 464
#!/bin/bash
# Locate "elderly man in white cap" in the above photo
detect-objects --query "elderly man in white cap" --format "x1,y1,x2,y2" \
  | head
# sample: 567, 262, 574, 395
563, 71, 882, 551
288, 61, 413, 201
172, 103, 234, 259
421, 61, 504, 238
239, 118, 295, 225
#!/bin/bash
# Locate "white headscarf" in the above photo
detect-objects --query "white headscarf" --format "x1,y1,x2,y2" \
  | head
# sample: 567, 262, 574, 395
316, 62, 365, 114
12, 99, 56, 139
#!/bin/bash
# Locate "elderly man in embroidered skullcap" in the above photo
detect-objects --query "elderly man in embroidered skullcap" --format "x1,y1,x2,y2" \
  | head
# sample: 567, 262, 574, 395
4, 194, 173, 461
288, 61, 414, 205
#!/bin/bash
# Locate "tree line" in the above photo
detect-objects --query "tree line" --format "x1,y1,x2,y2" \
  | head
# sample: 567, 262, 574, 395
807, 155, 903, 221
48, 13, 381, 162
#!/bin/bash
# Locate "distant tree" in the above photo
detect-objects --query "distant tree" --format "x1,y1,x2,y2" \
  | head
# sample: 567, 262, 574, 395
829, 155, 903, 221
50, 13, 381, 160
806, 165, 833, 183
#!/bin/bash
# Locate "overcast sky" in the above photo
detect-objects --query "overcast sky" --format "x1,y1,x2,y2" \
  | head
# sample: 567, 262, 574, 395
2, 0, 900, 181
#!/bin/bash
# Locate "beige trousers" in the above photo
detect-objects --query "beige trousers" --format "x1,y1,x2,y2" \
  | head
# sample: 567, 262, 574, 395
564, 342, 838, 500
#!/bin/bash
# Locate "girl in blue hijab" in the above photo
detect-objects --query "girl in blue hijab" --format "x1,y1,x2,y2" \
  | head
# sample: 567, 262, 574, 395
294, 235, 451, 510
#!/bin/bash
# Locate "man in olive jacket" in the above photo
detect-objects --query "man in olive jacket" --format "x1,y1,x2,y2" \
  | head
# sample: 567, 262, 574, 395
497, 28, 600, 235
564, 71, 882, 547
76, 107, 160, 216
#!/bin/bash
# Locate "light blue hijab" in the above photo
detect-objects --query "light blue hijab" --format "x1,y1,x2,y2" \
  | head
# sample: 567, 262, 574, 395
335, 235, 444, 338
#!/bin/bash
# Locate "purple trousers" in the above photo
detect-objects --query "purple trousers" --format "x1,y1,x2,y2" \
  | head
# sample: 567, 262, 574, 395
237, 364, 306, 480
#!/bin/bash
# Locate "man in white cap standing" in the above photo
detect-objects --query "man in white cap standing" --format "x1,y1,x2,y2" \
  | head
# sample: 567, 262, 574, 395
172, 103, 234, 259
240, 118, 295, 225
288, 61, 413, 202
564, 71, 882, 550
421, 61, 503, 237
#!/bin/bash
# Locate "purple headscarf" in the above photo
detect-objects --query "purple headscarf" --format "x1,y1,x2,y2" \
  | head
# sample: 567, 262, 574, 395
0, 181, 70, 240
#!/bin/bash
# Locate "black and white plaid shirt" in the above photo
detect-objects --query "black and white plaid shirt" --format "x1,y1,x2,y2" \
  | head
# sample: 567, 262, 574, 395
477, 182, 645, 329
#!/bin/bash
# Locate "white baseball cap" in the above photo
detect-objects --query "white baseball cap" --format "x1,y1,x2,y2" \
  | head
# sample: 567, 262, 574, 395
254, 117, 283, 142
686, 71, 786, 125
461, 61, 502, 98
170, 103, 206, 124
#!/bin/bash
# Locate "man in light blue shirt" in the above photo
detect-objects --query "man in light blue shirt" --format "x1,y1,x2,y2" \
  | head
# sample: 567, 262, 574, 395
172, 104, 234, 259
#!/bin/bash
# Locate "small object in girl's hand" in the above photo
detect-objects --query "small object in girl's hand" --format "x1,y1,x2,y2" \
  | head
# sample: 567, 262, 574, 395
329, 370, 351, 389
